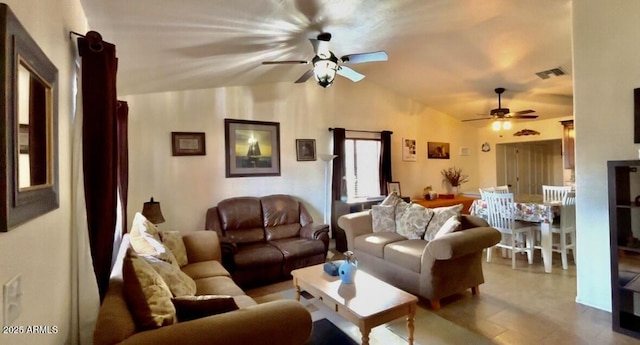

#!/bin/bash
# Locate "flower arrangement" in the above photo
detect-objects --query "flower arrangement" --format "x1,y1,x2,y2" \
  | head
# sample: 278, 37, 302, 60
441, 166, 469, 187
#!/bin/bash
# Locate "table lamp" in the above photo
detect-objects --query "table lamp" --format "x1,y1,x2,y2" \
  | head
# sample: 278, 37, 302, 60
141, 197, 165, 224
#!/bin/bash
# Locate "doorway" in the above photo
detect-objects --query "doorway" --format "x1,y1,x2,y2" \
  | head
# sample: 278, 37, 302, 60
495, 139, 563, 195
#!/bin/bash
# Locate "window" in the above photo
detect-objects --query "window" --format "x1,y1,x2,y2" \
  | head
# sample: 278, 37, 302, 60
344, 138, 381, 198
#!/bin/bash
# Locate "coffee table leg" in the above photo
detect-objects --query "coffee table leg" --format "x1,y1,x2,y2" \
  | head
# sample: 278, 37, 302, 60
293, 278, 301, 301
407, 303, 416, 345
359, 324, 371, 345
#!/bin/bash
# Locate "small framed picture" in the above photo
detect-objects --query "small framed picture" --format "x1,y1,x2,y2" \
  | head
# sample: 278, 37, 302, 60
387, 181, 401, 196
402, 138, 417, 161
427, 141, 450, 159
172, 132, 206, 156
296, 139, 316, 161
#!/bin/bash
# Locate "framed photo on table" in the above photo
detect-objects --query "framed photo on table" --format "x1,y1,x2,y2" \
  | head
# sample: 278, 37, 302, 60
224, 118, 281, 177
387, 181, 401, 196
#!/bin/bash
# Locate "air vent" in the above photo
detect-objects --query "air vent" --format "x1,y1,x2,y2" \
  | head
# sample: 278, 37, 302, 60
536, 67, 566, 79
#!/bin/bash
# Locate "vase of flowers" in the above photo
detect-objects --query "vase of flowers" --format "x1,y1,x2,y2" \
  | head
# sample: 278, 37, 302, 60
441, 166, 469, 195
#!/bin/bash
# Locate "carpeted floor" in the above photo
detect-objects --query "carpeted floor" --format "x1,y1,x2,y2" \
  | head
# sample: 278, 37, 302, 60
249, 284, 492, 345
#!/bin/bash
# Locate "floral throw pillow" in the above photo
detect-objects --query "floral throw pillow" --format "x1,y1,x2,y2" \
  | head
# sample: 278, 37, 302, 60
380, 192, 403, 206
433, 215, 462, 239
424, 204, 464, 241
159, 231, 189, 267
395, 203, 434, 239
371, 205, 397, 233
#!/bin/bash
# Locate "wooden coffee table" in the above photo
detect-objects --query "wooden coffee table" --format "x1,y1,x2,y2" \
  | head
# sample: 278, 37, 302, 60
291, 264, 417, 345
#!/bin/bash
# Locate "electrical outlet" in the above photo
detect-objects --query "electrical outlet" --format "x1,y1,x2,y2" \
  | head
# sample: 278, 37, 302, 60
3, 274, 22, 326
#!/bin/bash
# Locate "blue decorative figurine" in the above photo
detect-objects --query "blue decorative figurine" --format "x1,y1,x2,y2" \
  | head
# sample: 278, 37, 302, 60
339, 251, 358, 284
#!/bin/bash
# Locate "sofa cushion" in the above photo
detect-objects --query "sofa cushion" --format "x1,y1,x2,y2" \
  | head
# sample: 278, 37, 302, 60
384, 240, 428, 273
395, 203, 434, 239
172, 295, 239, 322
217, 197, 266, 244
181, 260, 231, 280
122, 249, 176, 330
354, 232, 407, 258
424, 204, 464, 241
194, 276, 248, 296
159, 231, 189, 267
380, 191, 403, 206
262, 195, 304, 241
141, 255, 196, 297
269, 237, 325, 259
371, 205, 396, 233
233, 243, 284, 268
434, 215, 462, 239
265, 224, 302, 241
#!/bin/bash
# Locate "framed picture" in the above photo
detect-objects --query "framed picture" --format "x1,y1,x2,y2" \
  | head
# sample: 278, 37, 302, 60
296, 139, 316, 161
172, 132, 206, 156
224, 119, 280, 177
387, 181, 401, 196
427, 141, 450, 159
402, 138, 417, 161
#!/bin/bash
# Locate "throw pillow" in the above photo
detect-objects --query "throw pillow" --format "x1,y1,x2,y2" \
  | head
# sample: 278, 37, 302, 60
424, 204, 464, 241
434, 215, 462, 239
123, 249, 176, 330
380, 192, 402, 206
371, 205, 396, 232
130, 213, 179, 266
141, 255, 196, 297
159, 231, 189, 267
395, 203, 434, 239
172, 295, 239, 322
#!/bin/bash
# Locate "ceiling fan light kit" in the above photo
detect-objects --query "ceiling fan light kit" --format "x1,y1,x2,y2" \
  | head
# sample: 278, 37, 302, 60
261, 32, 388, 88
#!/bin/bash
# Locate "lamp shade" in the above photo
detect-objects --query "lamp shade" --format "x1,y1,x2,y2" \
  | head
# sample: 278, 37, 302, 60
142, 197, 165, 224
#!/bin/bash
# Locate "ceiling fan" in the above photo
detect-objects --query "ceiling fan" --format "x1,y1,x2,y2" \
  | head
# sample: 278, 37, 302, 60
462, 87, 539, 123
261, 32, 388, 88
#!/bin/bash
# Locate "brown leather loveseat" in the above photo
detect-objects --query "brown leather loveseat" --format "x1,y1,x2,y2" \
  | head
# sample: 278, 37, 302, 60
205, 194, 330, 287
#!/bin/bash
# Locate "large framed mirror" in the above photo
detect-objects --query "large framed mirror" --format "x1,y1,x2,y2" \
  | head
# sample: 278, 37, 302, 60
0, 4, 58, 231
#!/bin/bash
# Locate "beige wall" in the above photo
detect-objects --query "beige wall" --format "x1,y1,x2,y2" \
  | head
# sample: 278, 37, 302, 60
122, 80, 483, 232
0, 0, 86, 344
572, 0, 640, 311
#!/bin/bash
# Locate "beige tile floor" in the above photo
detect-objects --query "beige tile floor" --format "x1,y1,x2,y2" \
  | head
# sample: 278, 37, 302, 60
247, 247, 640, 344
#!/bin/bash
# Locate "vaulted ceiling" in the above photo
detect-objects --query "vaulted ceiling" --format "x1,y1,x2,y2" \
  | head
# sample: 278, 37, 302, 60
80, 0, 573, 123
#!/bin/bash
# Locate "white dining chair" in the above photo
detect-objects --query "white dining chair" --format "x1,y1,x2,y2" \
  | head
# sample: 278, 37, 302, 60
542, 185, 572, 203
536, 192, 576, 269
479, 185, 509, 199
484, 192, 536, 269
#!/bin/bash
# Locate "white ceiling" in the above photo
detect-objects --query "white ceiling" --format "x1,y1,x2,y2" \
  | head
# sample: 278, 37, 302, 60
80, 0, 573, 123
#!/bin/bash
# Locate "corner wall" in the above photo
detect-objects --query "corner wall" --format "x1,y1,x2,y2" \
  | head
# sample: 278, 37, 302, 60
572, 0, 640, 311
0, 1, 87, 344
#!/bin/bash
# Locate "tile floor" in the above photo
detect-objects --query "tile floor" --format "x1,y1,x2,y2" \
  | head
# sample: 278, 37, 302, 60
246, 248, 640, 344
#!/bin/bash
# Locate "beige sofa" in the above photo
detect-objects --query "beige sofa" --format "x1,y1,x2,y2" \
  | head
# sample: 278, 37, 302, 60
338, 211, 500, 309
93, 230, 312, 345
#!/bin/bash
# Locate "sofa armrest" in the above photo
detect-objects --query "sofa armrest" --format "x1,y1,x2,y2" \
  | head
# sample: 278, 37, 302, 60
300, 223, 329, 240
425, 227, 501, 260
337, 211, 373, 251
182, 231, 222, 263
119, 300, 312, 345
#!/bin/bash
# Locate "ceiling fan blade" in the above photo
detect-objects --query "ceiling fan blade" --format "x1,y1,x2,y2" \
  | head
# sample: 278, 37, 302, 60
511, 114, 539, 119
309, 39, 331, 59
510, 109, 536, 115
462, 118, 492, 122
294, 69, 314, 84
262, 60, 309, 65
337, 66, 365, 82
341, 51, 388, 64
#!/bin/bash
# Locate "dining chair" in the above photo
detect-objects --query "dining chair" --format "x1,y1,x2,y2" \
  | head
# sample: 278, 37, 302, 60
479, 185, 509, 199
536, 191, 576, 269
542, 185, 572, 203
484, 192, 535, 269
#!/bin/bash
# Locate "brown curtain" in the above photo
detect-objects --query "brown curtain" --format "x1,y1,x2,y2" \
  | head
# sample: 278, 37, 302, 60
117, 101, 129, 234
331, 128, 346, 202
78, 31, 127, 301
379, 130, 393, 194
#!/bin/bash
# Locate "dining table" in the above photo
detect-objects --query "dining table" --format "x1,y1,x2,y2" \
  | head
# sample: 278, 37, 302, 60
469, 194, 561, 273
